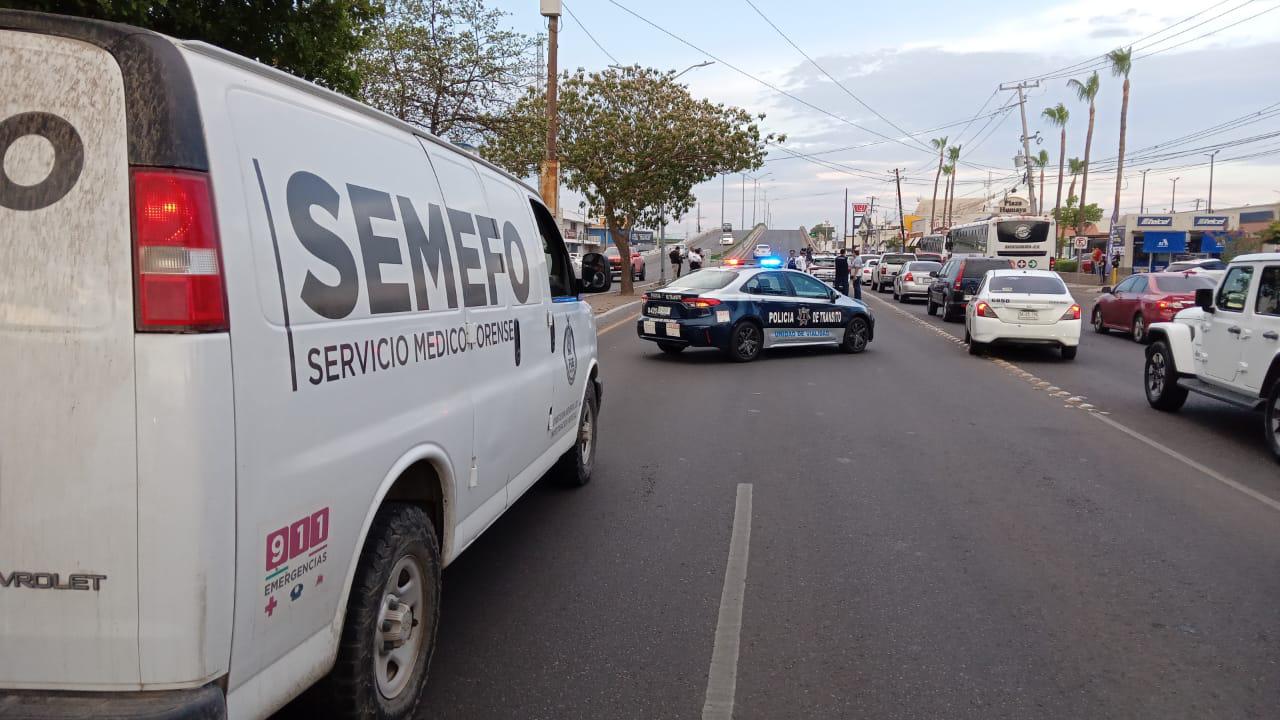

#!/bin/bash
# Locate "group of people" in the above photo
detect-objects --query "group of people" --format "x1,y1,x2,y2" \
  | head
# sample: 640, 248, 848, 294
668, 245, 703, 277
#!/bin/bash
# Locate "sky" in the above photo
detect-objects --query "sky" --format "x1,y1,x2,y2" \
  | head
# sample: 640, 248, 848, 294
492, 0, 1280, 237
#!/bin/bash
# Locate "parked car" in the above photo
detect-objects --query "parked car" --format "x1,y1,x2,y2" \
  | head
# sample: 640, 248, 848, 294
965, 270, 1082, 359
1093, 271, 1218, 342
1143, 253, 1280, 461
753, 243, 772, 258
893, 261, 942, 302
871, 253, 916, 292
810, 254, 837, 282
1166, 258, 1228, 283
859, 256, 880, 285
927, 257, 1015, 322
606, 246, 646, 280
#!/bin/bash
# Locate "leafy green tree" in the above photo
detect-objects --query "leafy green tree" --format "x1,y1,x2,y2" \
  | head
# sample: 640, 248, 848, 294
1035, 149, 1050, 211
944, 145, 961, 226
9, 0, 382, 95
484, 66, 776, 294
359, 0, 540, 143
1053, 195, 1102, 237
1067, 71, 1101, 236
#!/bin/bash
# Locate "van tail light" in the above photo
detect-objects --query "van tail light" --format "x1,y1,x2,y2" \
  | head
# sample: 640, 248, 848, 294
975, 301, 998, 318
1061, 303, 1081, 320
903, 272, 914, 283
132, 169, 227, 332
682, 297, 722, 309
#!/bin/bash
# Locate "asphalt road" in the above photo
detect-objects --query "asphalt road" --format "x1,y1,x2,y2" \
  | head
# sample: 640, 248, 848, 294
410, 258, 1280, 719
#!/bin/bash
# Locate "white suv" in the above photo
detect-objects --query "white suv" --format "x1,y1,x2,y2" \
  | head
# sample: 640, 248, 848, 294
1144, 253, 1280, 461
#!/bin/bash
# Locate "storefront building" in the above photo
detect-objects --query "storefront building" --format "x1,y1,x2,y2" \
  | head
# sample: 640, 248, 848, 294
1113, 202, 1278, 271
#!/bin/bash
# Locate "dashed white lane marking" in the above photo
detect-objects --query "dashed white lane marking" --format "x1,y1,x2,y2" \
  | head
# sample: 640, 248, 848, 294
867, 292, 1280, 513
702, 483, 754, 720
863, 292, 1109, 415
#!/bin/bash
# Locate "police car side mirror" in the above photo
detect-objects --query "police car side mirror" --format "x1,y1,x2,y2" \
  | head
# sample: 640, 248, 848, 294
579, 252, 611, 294
1195, 287, 1215, 312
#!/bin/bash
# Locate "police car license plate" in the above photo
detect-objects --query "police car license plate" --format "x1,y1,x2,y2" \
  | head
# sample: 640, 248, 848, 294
643, 320, 657, 335
665, 322, 681, 337
1018, 310, 1037, 321
649, 305, 672, 316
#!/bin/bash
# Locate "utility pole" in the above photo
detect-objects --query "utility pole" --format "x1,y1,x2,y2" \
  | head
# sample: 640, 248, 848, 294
862, 196, 877, 250
720, 174, 725, 229
1000, 80, 1041, 215
1139, 169, 1149, 214
752, 181, 757, 226
1194, 198, 1204, 212
1207, 150, 1220, 212
1170, 177, 1181, 212
539, 1, 561, 219
843, 187, 848, 251
893, 169, 907, 253
741, 174, 746, 229
696, 202, 701, 233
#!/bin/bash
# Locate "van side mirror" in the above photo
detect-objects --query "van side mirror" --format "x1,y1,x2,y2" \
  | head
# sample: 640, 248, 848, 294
1195, 287, 1215, 312
1100, 286, 1112, 294
579, 252, 611, 294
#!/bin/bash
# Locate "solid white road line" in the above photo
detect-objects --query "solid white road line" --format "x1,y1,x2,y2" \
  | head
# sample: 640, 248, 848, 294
702, 483, 754, 720
1091, 413, 1280, 514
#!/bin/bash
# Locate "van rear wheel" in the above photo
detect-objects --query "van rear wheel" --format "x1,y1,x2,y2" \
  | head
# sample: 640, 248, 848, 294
314, 503, 440, 720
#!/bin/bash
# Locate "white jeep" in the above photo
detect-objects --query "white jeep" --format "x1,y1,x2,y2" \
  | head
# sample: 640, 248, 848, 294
1143, 253, 1280, 462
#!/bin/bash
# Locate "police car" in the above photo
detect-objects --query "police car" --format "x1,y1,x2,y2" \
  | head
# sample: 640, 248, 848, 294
637, 267, 874, 361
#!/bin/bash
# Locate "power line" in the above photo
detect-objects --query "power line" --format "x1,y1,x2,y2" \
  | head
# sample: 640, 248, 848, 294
741, 0, 932, 153
604, 0, 945, 158
562, 2, 621, 65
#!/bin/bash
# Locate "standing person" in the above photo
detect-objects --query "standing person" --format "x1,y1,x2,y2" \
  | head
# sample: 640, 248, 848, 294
786, 249, 799, 270
669, 246, 683, 278
834, 248, 851, 296
849, 249, 864, 300
688, 248, 703, 272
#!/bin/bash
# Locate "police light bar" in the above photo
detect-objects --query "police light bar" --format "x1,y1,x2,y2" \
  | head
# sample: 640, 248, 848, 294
760, 257, 783, 268
725, 257, 743, 266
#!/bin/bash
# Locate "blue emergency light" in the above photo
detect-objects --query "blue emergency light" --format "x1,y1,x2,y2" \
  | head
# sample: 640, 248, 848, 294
760, 256, 783, 268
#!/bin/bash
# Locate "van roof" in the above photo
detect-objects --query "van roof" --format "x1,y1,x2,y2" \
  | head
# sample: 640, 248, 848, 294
0, 10, 537, 196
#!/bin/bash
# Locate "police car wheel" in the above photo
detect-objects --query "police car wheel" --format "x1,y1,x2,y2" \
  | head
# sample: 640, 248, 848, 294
842, 317, 869, 354
657, 341, 685, 355
312, 503, 440, 720
726, 321, 763, 362
551, 383, 598, 486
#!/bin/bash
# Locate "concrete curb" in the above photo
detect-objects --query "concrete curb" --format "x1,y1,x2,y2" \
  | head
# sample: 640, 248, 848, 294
594, 300, 642, 325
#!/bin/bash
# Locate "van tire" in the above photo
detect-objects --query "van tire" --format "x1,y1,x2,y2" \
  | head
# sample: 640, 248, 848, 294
551, 383, 598, 487
314, 503, 441, 720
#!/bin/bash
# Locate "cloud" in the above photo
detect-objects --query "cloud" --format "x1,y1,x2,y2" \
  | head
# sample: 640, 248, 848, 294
1090, 27, 1132, 38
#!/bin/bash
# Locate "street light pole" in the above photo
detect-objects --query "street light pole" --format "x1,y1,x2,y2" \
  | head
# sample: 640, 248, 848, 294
1139, 169, 1149, 214
539, 1, 561, 219
1170, 177, 1180, 212
741, 174, 746, 230
1207, 150, 1220, 212
720, 174, 725, 229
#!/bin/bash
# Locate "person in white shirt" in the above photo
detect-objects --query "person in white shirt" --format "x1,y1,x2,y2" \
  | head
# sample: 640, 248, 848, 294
688, 248, 703, 271
849, 250, 864, 300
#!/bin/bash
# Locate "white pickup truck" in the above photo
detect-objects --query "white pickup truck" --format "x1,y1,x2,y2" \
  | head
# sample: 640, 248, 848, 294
1143, 253, 1280, 461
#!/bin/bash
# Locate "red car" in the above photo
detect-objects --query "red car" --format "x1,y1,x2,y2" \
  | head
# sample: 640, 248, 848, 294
605, 246, 646, 281
1092, 271, 1218, 342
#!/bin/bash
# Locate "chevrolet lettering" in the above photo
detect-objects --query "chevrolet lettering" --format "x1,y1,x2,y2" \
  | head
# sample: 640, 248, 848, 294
0, 11, 612, 720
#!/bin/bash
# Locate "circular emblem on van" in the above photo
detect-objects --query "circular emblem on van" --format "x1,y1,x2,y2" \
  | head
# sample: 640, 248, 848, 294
1014, 224, 1032, 240
563, 325, 577, 385
0, 112, 84, 211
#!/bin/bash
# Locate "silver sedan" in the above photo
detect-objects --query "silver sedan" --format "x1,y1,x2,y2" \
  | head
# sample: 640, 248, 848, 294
893, 261, 942, 303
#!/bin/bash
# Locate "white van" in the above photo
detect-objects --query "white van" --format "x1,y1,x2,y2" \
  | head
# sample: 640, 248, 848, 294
0, 11, 611, 719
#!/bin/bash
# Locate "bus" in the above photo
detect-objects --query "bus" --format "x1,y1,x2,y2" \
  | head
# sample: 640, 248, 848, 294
945, 215, 1056, 270
917, 233, 947, 257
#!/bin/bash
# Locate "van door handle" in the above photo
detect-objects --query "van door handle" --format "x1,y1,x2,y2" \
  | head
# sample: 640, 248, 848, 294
1227, 326, 1241, 335
1264, 330, 1279, 340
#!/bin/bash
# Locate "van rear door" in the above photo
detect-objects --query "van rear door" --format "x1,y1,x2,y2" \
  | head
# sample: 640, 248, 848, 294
0, 29, 140, 687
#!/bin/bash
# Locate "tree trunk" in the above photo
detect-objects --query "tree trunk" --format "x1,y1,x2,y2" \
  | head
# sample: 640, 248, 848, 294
946, 169, 957, 227
1077, 102, 1095, 236
1054, 128, 1065, 250
607, 211, 633, 296
930, 148, 943, 231
1111, 76, 1130, 227
940, 175, 951, 231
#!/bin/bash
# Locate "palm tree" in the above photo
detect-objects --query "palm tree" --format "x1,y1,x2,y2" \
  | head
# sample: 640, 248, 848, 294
1107, 47, 1133, 230
1061, 157, 1085, 255
1041, 103, 1069, 241
1035, 149, 1050, 210
940, 164, 954, 229
945, 145, 961, 225
1067, 71, 1100, 236
929, 136, 947, 231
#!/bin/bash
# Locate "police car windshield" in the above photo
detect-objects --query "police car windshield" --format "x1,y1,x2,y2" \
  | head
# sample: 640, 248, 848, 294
988, 276, 1067, 294
668, 270, 739, 290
